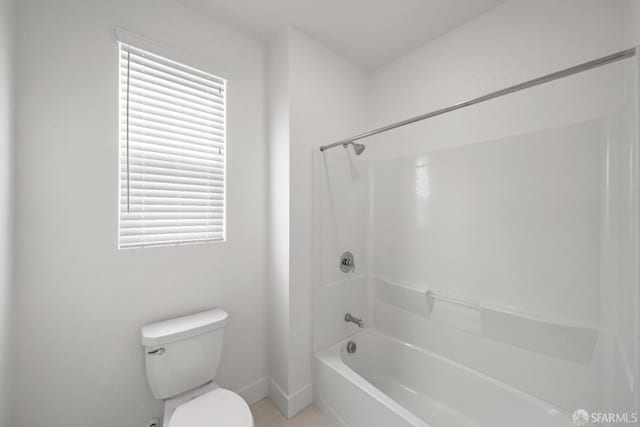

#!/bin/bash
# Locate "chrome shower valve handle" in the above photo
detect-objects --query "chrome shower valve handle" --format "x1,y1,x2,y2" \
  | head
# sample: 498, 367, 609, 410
340, 251, 355, 273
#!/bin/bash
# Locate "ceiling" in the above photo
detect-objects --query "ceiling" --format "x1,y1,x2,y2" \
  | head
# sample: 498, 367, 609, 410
179, 0, 507, 70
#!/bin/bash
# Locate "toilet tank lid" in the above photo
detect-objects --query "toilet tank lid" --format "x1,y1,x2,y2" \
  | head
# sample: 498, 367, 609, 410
141, 309, 228, 347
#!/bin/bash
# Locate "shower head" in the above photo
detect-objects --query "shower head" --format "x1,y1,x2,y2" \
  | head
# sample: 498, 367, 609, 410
343, 141, 366, 156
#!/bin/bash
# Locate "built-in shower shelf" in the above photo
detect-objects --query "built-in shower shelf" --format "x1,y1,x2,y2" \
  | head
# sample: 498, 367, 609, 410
375, 277, 598, 365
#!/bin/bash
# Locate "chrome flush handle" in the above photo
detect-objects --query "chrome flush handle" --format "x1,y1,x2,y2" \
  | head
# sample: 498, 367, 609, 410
147, 348, 165, 356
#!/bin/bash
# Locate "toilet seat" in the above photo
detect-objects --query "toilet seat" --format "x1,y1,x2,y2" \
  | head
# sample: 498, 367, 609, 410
168, 388, 254, 427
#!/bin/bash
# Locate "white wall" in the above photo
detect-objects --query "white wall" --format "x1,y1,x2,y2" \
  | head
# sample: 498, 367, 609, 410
289, 26, 369, 386
266, 30, 292, 410
267, 27, 369, 417
625, 0, 640, 47
0, 0, 14, 426
13, 1, 268, 426
369, 0, 636, 134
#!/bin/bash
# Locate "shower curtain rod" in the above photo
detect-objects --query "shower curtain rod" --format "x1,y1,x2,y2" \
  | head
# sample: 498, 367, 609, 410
319, 47, 637, 152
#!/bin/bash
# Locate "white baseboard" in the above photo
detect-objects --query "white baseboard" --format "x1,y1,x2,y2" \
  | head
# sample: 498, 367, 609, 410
288, 382, 312, 417
268, 379, 313, 419
268, 379, 289, 416
315, 398, 349, 427
236, 377, 269, 405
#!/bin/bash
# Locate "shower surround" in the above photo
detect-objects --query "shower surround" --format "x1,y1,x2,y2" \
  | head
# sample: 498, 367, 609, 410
311, 52, 638, 426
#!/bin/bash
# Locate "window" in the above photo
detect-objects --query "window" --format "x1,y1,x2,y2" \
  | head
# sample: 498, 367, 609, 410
118, 42, 226, 249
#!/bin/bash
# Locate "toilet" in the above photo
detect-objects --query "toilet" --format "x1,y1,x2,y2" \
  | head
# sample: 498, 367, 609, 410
141, 309, 254, 427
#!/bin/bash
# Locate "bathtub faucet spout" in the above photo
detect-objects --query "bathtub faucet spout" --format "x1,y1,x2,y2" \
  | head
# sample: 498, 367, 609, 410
345, 313, 364, 328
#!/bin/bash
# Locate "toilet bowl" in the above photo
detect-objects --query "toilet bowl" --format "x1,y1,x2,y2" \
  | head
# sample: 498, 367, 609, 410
165, 384, 253, 427
141, 309, 254, 427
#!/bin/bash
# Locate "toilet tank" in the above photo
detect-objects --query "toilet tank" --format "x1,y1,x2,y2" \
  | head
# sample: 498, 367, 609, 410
141, 309, 228, 399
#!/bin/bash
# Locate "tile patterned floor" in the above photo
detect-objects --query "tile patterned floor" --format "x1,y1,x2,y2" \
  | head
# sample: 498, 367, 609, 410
250, 398, 337, 427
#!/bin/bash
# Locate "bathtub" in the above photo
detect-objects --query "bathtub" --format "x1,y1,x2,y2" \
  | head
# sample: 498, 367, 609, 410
313, 329, 589, 427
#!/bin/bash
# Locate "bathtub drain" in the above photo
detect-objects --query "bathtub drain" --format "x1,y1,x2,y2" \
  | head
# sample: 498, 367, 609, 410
346, 341, 357, 354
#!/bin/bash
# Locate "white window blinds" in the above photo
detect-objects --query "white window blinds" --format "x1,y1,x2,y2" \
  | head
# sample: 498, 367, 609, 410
119, 43, 226, 249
